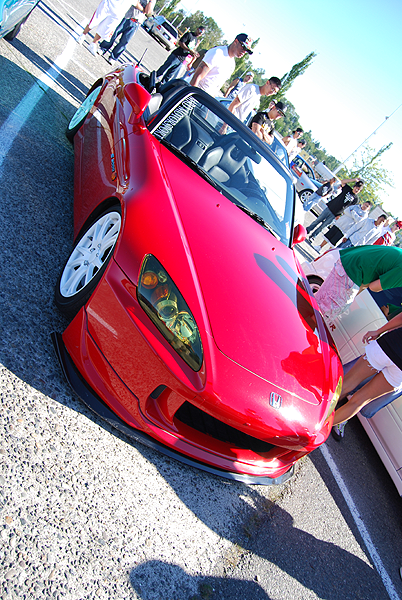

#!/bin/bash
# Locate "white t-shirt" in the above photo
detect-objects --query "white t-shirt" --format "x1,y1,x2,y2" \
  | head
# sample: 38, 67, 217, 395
198, 46, 235, 97
232, 83, 261, 123
286, 137, 299, 161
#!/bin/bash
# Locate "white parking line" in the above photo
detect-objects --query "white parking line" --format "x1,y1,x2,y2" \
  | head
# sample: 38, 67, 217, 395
320, 444, 400, 600
0, 21, 84, 172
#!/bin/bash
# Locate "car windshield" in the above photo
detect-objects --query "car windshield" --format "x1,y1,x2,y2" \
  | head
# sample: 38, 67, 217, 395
216, 98, 289, 168
151, 93, 294, 245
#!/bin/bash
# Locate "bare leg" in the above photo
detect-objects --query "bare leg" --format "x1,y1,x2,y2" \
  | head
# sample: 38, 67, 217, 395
339, 356, 378, 400
82, 25, 91, 35
333, 372, 394, 424
92, 33, 101, 43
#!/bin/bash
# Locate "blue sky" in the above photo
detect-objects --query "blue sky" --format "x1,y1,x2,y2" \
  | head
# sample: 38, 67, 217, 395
181, 0, 402, 216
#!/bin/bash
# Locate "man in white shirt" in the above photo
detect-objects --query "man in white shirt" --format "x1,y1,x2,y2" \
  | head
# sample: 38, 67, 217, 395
78, 0, 134, 55
338, 214, 387, 248
190, 34, 253, 97
228, 77, 281, 123
283, 128, 303, 160
224, 71, 254, 99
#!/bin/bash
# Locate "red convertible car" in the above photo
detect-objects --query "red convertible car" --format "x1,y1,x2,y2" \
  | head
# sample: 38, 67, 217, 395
52, 66, 343, 484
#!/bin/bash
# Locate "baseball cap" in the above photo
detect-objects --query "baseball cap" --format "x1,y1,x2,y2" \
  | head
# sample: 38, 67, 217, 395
396, 220, 402, 228
236, 34, 253, 54
273, 100, 286, 116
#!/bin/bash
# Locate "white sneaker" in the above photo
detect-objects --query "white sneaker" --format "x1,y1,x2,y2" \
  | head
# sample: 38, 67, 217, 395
312, 244, 321, 253
88, 43, 99, 56
77, 33, 85, 44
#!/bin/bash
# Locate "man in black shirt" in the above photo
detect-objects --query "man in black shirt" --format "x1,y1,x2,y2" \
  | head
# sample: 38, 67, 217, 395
306, 179, 364, 240
248, 100, 286, 144
155, 26, 205, 84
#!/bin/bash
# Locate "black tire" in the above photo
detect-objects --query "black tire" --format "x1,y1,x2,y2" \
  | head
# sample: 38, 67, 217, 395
307, 275, 324, 294
65, 83, 102, 142
55, 206, 121, 316
4, 9, 33, 40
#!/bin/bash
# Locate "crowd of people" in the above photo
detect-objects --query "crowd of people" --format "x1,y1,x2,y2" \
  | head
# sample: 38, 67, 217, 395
77, 0, 402, 473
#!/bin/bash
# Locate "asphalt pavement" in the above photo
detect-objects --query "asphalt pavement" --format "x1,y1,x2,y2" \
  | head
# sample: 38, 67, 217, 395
1, 2, 402, 599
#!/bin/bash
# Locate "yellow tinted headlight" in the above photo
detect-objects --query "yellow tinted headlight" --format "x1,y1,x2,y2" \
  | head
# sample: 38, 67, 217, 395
325, 376, 343, 423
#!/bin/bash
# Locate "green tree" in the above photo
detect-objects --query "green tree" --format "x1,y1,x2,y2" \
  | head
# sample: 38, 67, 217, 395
160, 0, 181, 18
259, 51, 316, 112
336, 144, 394, 206
179, 11, 224, 50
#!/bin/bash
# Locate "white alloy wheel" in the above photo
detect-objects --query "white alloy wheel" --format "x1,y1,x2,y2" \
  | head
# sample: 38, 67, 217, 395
60, 211, 121, 297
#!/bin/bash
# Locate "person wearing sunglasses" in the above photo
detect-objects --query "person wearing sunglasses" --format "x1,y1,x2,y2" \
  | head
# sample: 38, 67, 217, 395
248, 100, 286, 145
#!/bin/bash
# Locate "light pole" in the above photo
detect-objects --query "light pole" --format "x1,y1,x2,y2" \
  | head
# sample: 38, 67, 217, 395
334, 101, 402, 174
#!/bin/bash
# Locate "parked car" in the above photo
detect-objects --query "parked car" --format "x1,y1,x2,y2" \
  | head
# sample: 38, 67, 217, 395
0, 0, 38, 40
301, 250, 402, 495
149, 15, 178, 50
52, 66, 343, 485
290, 155, 321, 204
142, 15, 155, 31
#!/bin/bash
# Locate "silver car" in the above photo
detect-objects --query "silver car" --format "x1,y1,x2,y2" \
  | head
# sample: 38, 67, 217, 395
290, 155, 321, 203
149, 16, 178, 51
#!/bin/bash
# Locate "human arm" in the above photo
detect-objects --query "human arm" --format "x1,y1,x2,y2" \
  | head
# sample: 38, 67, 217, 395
282, 135, 291, 146
227, 96, 241, 114
190, 62, 210, 87
224, 78, 239, 97
143, 0, 156, 15
251, 122, 274, 144
362, 312, 402, 344
340, 177, 360, 187
178, 33, 199, 57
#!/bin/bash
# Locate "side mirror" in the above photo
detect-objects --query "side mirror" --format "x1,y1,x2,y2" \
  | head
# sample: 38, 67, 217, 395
124, 83, 151, 119
292, 223, 307, 246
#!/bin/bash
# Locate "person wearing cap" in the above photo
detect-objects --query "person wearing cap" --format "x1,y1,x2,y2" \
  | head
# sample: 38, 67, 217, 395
306, 178, 365, 240
227, 77, 281, 124
283, 128, 303, 159
374, 220, 402, 246
224, 71, 254, 99
248, 100, 286, 145
190, 33, 253, 97
154, 25, 205, 85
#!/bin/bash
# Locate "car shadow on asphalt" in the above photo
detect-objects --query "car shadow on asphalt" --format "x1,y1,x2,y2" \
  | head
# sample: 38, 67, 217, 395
129, 560, 270, 600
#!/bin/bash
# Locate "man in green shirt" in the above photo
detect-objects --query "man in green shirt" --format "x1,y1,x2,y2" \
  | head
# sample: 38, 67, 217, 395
314, 246, 402, 321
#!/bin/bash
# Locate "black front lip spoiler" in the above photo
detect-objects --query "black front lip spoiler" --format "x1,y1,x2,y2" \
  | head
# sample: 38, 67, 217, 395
51, 331, 294, 486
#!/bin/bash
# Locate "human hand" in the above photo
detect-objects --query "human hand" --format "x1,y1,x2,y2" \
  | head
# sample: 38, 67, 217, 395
362, 330, 379, 344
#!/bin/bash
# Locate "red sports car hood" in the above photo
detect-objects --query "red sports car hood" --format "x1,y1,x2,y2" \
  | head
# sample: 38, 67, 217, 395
161, 147, 334, 406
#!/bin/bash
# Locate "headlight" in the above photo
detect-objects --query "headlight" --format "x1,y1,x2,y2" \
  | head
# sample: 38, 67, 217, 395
324, 376, 343, 423
138, 255, 203, 371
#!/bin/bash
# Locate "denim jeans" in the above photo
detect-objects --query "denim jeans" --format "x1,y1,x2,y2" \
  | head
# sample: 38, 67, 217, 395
303, 191, 321, 212
306, 207, 335, 237
156, 53, 182, 84
337, 238, 353, 249
99, 18, 139, 60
